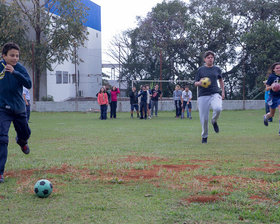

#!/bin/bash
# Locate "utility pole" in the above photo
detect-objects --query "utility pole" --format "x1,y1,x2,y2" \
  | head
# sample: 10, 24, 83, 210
160, 50, 163, 100
242, 62, 246, 110
32, 42, 35, 102
74, 43, 78, 97
118, 43, 121, 89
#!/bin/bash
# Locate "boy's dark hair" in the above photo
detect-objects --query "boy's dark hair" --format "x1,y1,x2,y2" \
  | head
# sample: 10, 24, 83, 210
203, 50, 215, 58
270, 62, 280, 74
2, 42, 20, 55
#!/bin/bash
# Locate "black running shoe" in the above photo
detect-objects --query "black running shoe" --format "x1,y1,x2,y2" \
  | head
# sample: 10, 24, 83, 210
212, 122, 219, 133
21, 144, 30, 154
263, 115, 268, 126
202, 137, 207, 144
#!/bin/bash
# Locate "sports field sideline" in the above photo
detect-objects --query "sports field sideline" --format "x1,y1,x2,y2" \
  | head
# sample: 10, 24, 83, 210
0, 110, 279, 223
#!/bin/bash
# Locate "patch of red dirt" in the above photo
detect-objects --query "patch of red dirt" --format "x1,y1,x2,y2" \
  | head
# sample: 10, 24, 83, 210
5, 163, 75, 193
250, 195, 270, 201
193, 175, 269, 193
153, 164, 202, 171
244, 162, 280, 173
91, 164, 202, 182
5, 157, 277, 199
5, 163, 74, 179
183, 192, 230, 204
244, 167, 280, 173
185, 195, 222, 203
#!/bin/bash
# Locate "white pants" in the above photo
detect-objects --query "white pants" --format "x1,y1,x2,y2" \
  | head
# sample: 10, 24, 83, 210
198, 93, 222, 138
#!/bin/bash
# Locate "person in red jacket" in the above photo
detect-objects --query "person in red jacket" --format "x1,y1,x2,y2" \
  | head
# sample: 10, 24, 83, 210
97, 87, 109, 120
110, 86, 120, 118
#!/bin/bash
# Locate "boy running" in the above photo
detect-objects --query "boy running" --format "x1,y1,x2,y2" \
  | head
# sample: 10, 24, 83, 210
0, 42, 32, 183
194, 51, 225, 144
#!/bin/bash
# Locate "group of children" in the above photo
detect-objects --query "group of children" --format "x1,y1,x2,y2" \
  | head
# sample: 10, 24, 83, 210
97, 86, 120, 120
99, 83, 193, 121
129, 84, 162, 119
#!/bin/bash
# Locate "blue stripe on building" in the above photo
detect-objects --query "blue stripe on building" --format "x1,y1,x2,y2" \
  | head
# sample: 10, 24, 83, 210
81, 0, 101, 31
46, 0, 101, 32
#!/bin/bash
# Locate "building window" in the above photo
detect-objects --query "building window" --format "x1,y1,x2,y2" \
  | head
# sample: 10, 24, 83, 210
63, 71, 68, 84
96, 33, 98, 38
56, 71, 62, 84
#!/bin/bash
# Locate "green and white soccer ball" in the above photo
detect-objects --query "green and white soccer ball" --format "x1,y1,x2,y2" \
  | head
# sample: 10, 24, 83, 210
34, 179, 53, 198
201, 77, 211, 88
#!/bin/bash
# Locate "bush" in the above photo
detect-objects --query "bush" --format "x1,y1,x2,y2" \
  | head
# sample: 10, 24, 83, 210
41, 95, 54, 101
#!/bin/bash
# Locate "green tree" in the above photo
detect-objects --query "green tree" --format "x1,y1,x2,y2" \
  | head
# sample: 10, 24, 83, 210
112, 0, 238, 97
12, 0, 89, 100
109, 0, 280, 99
113, 0, 193, 96
0, 1, 29, 60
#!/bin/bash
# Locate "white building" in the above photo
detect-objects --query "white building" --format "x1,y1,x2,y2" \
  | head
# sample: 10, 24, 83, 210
46, 0, 102, 101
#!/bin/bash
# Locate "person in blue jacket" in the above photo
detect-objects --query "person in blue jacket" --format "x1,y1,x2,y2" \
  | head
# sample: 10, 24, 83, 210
263, 62, 280, 135
0, 42, 32, 183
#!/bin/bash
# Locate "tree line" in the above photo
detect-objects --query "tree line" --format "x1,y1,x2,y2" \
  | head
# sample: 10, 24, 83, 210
108, 0, 280, 99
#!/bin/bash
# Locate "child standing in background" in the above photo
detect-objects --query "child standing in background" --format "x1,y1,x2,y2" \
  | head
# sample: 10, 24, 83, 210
110, 86, 120, 119
138, 85, 148, 119
97, 87, 109, 120
23, 86, 31, 122
173, 85, 182, 118
146, 85, 152, 119
181, 86, 192, 119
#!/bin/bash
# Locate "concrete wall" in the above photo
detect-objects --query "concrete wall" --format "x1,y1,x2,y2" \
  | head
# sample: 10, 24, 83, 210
32, 99, 265, 112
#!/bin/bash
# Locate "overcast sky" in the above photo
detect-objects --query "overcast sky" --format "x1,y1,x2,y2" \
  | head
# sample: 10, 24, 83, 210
92, 0, 164, 63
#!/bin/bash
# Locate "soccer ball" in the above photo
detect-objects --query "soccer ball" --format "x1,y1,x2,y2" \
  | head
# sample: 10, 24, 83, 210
34, 179, 53, 198
271, 83, 280, 92
201, 77, 211, 88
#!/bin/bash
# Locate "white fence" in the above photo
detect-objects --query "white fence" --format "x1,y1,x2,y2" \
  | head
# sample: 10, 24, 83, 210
32, 99, 265, 112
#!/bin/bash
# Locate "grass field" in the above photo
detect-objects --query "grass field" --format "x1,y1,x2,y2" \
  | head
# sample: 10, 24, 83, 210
0, 110, 280, 224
